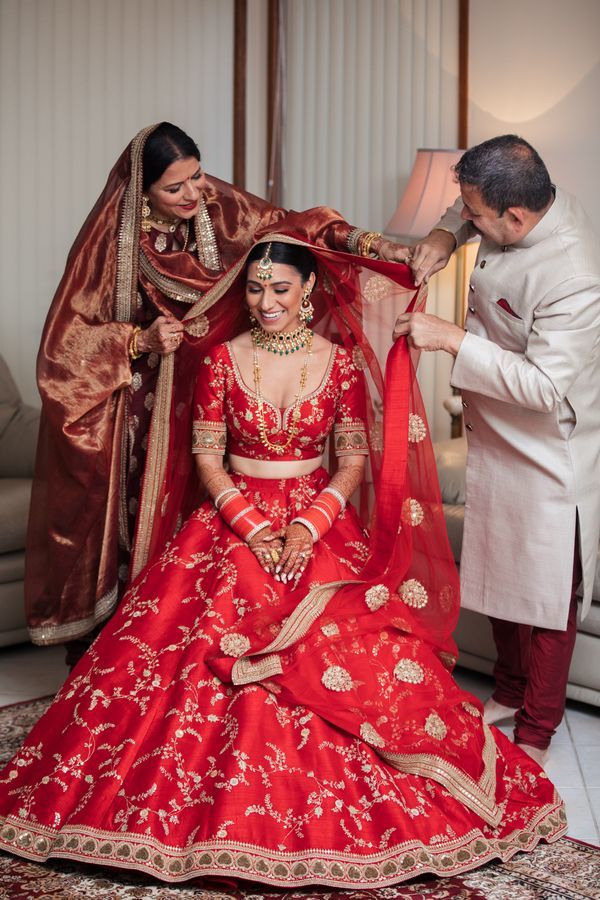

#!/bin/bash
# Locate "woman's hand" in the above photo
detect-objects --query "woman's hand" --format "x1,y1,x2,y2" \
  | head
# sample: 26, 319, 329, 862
248, 526, 283, 576
374, 238, 413, 264
137, 315, 184, 355
276, 522, 313, 586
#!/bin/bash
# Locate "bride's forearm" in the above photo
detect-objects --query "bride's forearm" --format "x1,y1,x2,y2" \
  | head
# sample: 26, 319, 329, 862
325, 460, 365, 503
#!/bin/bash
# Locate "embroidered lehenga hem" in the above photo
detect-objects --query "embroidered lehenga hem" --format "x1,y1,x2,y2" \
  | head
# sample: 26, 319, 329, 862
0, 800, 567, 887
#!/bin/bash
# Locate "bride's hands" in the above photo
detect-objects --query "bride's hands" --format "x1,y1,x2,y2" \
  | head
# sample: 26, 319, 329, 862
247, 526, 283, 575
276, 523, 313, 586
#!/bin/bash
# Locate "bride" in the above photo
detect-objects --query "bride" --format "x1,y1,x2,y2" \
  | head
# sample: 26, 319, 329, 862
0, 240, 565, 889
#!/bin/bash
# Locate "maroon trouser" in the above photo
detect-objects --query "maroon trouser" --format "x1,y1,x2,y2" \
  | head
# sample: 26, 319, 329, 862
489, 549, 582, 750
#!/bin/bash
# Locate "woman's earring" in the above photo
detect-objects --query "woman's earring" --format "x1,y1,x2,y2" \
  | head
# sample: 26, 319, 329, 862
141, 195, 152, 232
300, 288, 314, 325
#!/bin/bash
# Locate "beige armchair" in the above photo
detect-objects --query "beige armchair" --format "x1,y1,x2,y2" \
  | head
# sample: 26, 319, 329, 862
0, 356, 39, 646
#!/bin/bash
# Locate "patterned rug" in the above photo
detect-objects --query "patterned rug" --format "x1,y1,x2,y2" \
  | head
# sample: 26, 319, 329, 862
0, 697, 599, 899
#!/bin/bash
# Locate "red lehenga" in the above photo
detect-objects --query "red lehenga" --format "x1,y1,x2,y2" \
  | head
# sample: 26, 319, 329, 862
0, 241, 566, 888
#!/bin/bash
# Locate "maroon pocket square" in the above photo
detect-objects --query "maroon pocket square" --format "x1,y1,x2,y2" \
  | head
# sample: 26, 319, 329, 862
496, 298, 522, 319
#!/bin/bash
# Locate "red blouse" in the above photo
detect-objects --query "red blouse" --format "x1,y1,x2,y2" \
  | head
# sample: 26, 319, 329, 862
192, 342, 369, 462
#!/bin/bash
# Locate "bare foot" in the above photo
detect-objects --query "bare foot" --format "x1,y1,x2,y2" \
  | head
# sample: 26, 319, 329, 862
483, 697, 520, 725
517, 742, 549, 768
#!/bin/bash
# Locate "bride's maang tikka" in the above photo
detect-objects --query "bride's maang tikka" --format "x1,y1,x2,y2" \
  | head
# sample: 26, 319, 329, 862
256, 242, 274, 282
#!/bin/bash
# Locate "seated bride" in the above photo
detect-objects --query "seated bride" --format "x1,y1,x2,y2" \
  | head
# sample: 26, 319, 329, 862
0, 240, 565, 889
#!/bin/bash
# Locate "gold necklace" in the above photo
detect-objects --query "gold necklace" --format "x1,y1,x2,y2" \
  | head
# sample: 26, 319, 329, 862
149, 215, 181, 233
252, 330, 313, 455
250, 322, 312, 356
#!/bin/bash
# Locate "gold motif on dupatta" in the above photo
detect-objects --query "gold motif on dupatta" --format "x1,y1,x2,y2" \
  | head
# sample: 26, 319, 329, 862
398, 579, 428, 609
364, 584, 390, 612
351, 346, 368, 370
424, 712, 448, 740
186, 315, 210, 338
408, 413, 427, 443
220, 633, 251, 658
360, 722, 386, 748
394, 659, 425, 684
321, 622, 340, 637
363, 274, 390, 305
439, 584, 457, 612
321, 665, 353, 692
401, 498, 424, 527
462, 701, 481, 717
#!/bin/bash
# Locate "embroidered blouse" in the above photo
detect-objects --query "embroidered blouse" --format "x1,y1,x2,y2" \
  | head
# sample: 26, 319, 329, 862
192, 342, 369, 461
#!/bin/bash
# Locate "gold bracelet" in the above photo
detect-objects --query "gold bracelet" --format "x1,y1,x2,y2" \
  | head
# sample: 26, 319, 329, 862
128, 326, 142, 361
361, 231, 382, 258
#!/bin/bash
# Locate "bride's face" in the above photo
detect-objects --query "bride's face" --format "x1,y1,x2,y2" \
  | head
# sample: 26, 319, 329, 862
246, 262, 314, 333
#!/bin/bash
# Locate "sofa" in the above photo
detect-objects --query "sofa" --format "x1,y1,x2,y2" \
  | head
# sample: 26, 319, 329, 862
435, 436, 600, 707
0, 356, 40, 646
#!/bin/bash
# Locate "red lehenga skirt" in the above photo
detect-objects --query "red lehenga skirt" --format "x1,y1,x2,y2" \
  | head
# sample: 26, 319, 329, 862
0, 470, 566, 888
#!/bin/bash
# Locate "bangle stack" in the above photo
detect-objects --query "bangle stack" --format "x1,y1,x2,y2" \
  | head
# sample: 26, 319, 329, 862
218, 489, 270, 543
128, 326, 142, 361
291, 485, 346, 543
359, 231, 382, 258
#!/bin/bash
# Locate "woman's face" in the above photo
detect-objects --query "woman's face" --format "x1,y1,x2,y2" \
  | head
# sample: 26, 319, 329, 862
246, 261, 315, 333
146, 156, 206, 222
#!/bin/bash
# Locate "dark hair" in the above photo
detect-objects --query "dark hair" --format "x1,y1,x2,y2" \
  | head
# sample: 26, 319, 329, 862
247, 241, 317, 283
454, 135, 552, 215
142, 122, 200, 191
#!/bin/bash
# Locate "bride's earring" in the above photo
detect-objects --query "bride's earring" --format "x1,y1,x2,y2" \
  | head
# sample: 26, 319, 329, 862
141, 195, 152, 232
299, 287, 314, 325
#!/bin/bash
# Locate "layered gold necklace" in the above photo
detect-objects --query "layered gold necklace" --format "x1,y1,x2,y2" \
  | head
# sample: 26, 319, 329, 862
252, 327, 313, 455
250, 322, 312, 356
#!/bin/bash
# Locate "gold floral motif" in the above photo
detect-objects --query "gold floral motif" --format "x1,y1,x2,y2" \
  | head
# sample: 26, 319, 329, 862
462, 701, 481, 717
363, 274, 391, 305
321, 665, 353, 692
185, 315, 210, 338
408, 413, 427, 443
352, 346, 368, 370
394, 659, 425, 684
220, 633, 251, 658
192, 420, 227, 454
439, 584, 457, 612
321, 622, 340, 637
398, 579, 428, 609
439, 650, 457, 670
424, 712, 447, 740
334, 419, 369, 457
364, 584, 390, 611
359, 722, 385, 748
154, 232, 167, 253
401, 498, 424, 527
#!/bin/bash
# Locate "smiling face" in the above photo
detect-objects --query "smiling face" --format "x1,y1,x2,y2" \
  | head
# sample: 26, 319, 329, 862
146, 156, 206, 222
459, 183, 523, 246
246, 262, 315, 333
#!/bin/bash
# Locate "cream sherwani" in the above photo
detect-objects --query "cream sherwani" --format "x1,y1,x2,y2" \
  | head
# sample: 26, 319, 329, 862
438, 189, 600, 629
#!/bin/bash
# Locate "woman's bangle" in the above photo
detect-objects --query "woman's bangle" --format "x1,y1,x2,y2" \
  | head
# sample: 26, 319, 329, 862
214, 487, 240, 510
360, 231, 382, 258
322, 486, 347, 511
128, 326, 142, 360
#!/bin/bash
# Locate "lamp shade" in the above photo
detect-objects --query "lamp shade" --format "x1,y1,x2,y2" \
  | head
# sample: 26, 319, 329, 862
385, 148, 465, 241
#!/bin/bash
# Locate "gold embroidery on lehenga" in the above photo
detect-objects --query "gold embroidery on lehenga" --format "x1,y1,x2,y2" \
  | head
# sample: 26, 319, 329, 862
393, 659, 425, 684
424, 712, 447, 740
359, 722, 386, 748
220, 633, 251, 657
321, 665, 353, 692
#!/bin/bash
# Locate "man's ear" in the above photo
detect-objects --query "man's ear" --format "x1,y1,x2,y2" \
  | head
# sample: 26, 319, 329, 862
505, 206, 527, 233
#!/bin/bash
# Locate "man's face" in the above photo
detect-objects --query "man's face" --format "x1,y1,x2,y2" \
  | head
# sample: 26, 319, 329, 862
459, 183, 521, 246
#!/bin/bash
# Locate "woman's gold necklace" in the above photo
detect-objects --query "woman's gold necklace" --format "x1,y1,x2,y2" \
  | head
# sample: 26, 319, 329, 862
250, 322, 312, 356
149, 215, 181, 234
252, 329, 313, 455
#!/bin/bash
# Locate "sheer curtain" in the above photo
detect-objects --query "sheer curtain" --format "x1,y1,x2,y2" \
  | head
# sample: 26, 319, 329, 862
281, 0, 460, 438
0, 0, 234, 405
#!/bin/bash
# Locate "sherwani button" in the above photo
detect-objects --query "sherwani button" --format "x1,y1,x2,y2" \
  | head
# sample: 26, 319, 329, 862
465, 423, 473, 431
462, 400, 469, 408
468, 306, 476, 314
480, 260, 486, 268
469, 284, 475, 292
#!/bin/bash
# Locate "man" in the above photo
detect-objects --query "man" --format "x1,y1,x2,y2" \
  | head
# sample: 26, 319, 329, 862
394, 135, 600, 766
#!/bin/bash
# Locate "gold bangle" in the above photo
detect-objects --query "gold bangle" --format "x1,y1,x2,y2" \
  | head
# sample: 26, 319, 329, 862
361, 231, 382, 258
129, 326, 142, 360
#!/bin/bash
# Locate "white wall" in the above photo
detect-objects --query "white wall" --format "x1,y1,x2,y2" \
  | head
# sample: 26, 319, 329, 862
0, 0, 234, 405
468, 0, 600, 232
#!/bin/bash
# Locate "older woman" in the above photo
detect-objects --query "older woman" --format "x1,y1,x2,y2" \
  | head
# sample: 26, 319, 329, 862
26, 122, 410, 659
0, 240, 565, 890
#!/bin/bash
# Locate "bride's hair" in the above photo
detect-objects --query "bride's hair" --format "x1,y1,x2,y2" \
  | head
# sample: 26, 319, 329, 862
247, 241, 317, 284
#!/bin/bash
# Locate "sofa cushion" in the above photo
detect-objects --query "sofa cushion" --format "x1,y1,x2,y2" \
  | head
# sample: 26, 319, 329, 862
0, 549, 25, 583
0, 404, 40, 478
0, 479, 32, 553
434, 437, 467, 505
0, 355, 21, 439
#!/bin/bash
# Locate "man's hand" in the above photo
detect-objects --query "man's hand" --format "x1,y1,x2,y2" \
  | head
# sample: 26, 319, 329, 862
393, 311, 465, 356
409, 230, 456, 285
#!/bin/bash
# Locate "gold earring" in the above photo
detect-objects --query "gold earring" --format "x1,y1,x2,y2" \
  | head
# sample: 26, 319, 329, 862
299, 287, 314, 324
141, 195, 152, 232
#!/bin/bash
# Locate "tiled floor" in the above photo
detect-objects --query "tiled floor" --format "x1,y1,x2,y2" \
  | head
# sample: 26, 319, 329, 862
0, 643, 599, 845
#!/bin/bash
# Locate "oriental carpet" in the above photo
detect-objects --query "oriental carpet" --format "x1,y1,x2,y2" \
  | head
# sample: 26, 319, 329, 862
0, 697, 598, 899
